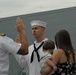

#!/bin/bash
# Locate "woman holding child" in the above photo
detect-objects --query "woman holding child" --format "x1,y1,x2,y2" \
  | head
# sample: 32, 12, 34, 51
40, 29, 76, 75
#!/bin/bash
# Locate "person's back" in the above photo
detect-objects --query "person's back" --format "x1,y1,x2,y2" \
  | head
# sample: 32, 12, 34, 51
51, 49, 76, 75
40, 29, 76, 75
51, 29, 76, 75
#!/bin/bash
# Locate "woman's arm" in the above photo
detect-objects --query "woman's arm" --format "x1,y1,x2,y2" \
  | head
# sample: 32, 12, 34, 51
40, 65, 52, 75
47, 50, 60, 65
40, 49, 60, 75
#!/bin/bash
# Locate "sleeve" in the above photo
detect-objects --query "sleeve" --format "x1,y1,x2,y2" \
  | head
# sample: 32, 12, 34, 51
14, 54, 29, 68
1, 36, 21, 54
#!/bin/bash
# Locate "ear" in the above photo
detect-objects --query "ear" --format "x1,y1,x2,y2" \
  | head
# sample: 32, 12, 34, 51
42, 27, 45, 34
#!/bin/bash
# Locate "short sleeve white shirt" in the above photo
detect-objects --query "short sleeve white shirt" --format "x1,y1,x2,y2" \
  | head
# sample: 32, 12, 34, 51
0, 36, 21, 75
40, 52, 52, 68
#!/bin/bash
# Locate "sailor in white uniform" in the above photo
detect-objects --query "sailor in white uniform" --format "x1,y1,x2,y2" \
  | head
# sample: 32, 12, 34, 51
0, 17, 28, 75
28, 20, 48, 75
15, 20, 48, 75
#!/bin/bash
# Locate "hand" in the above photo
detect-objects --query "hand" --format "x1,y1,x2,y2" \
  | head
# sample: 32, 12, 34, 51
15, 35, 21, 43
40, 66, 51, 75
16, 17, 25, 33
53, 66, 57, 71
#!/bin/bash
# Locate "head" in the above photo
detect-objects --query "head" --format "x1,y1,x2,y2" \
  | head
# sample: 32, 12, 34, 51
55, 29, 73, 50
55, 29, 75, 61
43, 40, 55, 54
30, 20, 47, 40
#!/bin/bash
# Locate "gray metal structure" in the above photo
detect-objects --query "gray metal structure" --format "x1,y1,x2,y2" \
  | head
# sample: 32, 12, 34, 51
0, 7, 76, 75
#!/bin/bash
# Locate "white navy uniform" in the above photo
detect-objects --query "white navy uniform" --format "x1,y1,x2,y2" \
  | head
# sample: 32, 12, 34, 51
0, 34, 21, 75
14, 53, 29, 75
40, 52, 52, 75
40, 52, 52, 68
40, 52, 56, 75
28, 38, 48, 75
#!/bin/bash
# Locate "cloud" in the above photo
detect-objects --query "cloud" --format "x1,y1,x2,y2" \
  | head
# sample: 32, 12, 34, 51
0, 0, 76, 18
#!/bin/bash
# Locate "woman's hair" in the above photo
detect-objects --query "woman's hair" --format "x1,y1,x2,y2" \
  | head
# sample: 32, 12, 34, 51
55, 29, 75, 62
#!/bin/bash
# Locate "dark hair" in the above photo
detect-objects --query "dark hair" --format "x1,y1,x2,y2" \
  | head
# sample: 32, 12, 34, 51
43, 40, 55, 50
55, 29, 75, 62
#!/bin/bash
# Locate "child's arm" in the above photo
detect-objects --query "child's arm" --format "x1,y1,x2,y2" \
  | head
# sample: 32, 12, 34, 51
46, 59, 57, 71
40, 58, 57, 75
40, 65, 52, 75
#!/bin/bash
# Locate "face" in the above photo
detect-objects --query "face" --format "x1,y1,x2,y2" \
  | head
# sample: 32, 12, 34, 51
32, 25, 45, 39
49, 49, 54, 54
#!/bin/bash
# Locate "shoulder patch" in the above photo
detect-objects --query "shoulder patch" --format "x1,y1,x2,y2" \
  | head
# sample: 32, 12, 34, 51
0, 33, 6, 36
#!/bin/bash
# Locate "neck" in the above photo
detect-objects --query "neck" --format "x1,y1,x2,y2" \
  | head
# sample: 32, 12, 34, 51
36, 36, 44, 43
43, 49, 50, 53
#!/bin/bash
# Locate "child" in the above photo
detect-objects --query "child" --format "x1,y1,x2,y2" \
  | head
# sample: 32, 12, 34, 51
40, 40, 57, 75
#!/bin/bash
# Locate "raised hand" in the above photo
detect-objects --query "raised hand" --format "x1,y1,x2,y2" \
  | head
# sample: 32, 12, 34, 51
16, 17, 25, 33
15, 35, 21, 43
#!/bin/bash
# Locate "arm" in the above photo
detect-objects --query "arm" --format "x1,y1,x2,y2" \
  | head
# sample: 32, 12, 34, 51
15, 35, 21, 43
40, 63, 52, 75
40, 50, 60, 74
46, 59, 57, 71
47, 50, 60, 66
16, 17, 28, 55
40, 58, 53, 75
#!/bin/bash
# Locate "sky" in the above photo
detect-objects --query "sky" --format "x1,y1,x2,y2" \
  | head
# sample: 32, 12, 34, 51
0, 0, 76, 18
